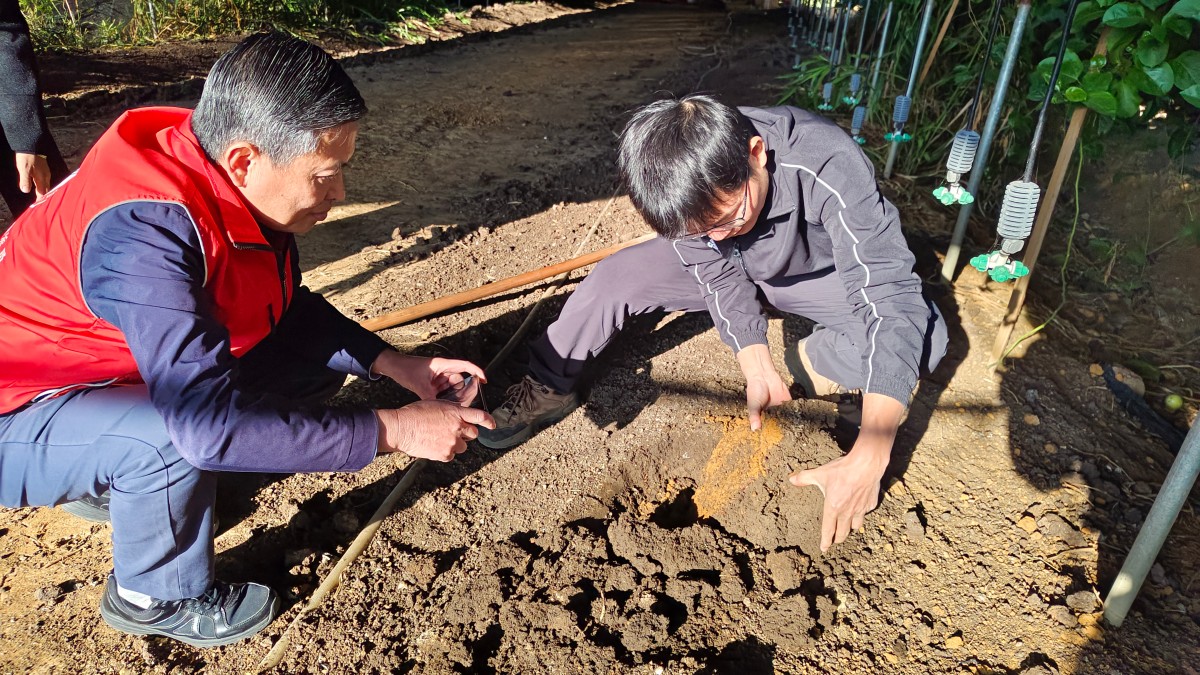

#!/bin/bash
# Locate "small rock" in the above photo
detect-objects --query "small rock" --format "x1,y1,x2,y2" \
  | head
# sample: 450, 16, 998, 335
34, 586, 62, 603
1150, 563, 1167, 585
1044, 443, 1058, 454
1081, 624, 1103, 641
1066, 591, 1097, 613
1017, 516, 1038, 534
1089, 363, 1104, 377
1024, 414, 1041, 426
1049, 605, 1078, 628
884, 652, 899, 664
945, 635, 964, 649
1111, 364, 1146, 397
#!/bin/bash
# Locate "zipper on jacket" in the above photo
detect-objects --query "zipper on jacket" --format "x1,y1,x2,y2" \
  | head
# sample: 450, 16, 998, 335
731, 242, 749, 276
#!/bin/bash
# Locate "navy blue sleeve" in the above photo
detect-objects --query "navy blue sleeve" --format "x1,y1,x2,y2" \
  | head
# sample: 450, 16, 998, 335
79, 202, 380, 473
282, 239, 392, 378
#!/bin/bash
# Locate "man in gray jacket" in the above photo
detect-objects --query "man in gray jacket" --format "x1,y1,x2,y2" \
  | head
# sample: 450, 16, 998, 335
478, 94, 947, 552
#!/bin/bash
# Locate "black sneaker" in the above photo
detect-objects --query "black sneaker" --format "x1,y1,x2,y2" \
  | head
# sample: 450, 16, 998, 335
60, 492, 111, 523
99, 574, 279, 647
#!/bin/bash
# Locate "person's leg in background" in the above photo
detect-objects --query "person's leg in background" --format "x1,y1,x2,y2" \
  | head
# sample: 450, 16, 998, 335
760, 268, 948, 398
480, 236, 710, 448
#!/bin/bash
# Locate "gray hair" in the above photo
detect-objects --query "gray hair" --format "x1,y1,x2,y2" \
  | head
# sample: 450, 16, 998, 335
192, 32, 367, 165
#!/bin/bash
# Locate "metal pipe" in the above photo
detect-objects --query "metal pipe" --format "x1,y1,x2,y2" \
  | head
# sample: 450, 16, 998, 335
853, 0, 874, 71
836, 4, 852, 66
867, 2, 894, 120
814, 0, 831, 48
884, 0, 935, 179
940, 0, 1032, 283
1105, 417, 1200, 627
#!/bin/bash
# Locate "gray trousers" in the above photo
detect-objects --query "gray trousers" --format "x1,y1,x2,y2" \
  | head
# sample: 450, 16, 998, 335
0, 330, 344, 601
529, 236, 947, 394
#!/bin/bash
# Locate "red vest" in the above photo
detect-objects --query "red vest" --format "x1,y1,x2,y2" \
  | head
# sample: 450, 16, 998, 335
0, 107, 294, 414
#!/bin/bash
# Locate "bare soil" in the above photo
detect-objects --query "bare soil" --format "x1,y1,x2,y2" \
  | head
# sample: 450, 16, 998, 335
2, 2, 1198, 674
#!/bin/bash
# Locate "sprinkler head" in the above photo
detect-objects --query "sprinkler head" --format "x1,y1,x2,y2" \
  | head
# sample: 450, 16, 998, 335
841, 96, 860, 105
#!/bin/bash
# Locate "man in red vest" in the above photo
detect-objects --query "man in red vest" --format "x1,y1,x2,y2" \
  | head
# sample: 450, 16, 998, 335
0, 33, 494, 647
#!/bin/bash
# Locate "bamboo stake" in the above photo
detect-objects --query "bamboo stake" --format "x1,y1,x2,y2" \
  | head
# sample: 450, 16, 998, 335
254, 460, 426, 672
990, 34, 1109, 368
360, 232, 655, 332
918, 0, 959, 85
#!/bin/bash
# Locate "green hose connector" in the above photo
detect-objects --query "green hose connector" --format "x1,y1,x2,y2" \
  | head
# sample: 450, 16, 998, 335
987, 260, 1029, 283
842, 96, 860, 105
818, 103, 834, 111
969, 253, 989, 272
933, 186, 975, 206
854, 136, 867, 145
884, 131, 912, 143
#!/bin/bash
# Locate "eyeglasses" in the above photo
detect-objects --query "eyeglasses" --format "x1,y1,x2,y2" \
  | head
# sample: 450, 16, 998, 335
677, 182, 751, 241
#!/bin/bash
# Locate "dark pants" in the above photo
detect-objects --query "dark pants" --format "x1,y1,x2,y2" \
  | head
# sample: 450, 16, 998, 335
529, 236, 947, 394
0, 327, 344, 600
0, 128, 69, 220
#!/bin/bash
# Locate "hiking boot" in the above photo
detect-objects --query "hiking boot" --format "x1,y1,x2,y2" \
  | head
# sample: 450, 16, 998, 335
476, 375, 579, 450
99, 574, 278, 648
60, 491, 112, 523
784, 336, 854, 399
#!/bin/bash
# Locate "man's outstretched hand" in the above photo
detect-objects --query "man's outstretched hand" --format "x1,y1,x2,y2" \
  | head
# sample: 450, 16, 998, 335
376, 401, 495, 462
789, 392, 905, 552
370, 350, 486, 402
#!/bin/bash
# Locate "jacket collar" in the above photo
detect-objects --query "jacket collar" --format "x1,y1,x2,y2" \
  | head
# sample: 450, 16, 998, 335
160, 112, 273, 250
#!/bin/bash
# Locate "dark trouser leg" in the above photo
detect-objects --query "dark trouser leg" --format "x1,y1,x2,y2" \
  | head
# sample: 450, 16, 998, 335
528, 236, 708, 393
0, 129, 70, 220
759, 268, 948, 392
0, 386, 215, 600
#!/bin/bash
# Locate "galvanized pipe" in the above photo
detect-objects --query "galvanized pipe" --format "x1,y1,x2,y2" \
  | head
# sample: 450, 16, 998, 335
1105, 417, 1200, 627
867, 2, 894, 120
940, 0, 1032, 283
853, 0, 874, 71
884, 0, 936, 179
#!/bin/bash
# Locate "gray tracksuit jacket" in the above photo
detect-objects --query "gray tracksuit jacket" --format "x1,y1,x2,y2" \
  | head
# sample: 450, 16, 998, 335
671, 106, 930, 404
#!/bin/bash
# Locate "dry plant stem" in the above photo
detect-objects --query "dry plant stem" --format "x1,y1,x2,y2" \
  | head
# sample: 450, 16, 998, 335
918, 0, 960, 85
254, 459, 426, 672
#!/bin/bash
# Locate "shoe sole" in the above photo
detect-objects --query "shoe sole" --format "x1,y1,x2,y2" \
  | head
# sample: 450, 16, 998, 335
59, 500, 110, 523
475, 403, 579, 450
100, 595, 279, 648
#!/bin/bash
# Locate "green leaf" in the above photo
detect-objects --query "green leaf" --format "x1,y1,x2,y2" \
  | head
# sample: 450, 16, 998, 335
1066, 86, 1090, 102
1182, 85, 1200, 108
1106, 26, 1140, 56
1139, 63, 1176, 95
1139, 0, 1171, 8
1172, 51, 1200, 90
1149, 21, 1168, 42
1136, 35, 1169, 67
1038, 50, 1085, 85
1028, 73, 1049, 101
1083, 71, 1114, 92
1073, 1, 1107, 28
1084, 91, 1118, 115
1116, 79, 1142, 117
1103, 2, 1146, 27
1166, 17, 1195, 38
1165, 0, 1200, 20
1096, 0, 1119, 6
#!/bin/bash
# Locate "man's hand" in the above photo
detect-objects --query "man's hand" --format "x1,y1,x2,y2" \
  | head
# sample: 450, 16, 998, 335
370, 350, 486, 402
789, 393, 904, 552
735, 343, 792, 430
375, 401, 496, 462
15, 153, 51, 199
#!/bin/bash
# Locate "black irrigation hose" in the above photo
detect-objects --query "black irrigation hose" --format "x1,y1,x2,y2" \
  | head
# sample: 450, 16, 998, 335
965, 0, 1007, 132
1023, 0, 1084, 183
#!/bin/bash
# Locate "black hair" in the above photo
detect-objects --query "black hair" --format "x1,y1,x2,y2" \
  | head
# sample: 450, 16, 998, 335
617, 94, 755, 239
193, 32, 367, 164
